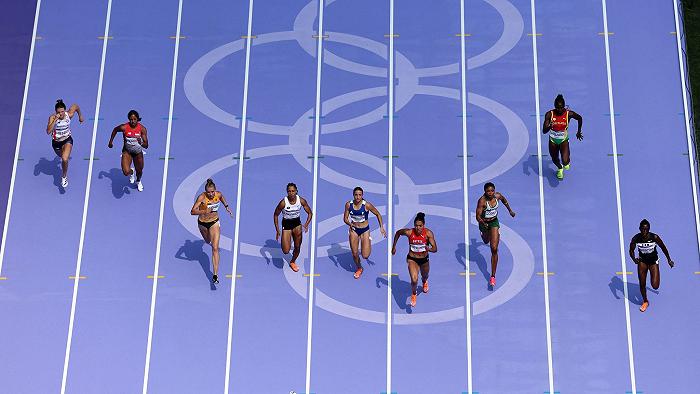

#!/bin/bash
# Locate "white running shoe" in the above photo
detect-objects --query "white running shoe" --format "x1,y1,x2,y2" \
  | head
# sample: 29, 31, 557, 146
129, 171, 135, 184
61, 177, 68, 188
136, 181, 143, 192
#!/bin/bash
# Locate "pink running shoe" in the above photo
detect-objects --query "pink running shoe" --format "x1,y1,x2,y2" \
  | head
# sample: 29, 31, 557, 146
489, 276, 496, 287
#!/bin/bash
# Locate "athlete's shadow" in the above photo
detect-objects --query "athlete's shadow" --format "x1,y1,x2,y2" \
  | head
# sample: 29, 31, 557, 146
376, 276, 415, 313
327, 243, 358, 273
522, 155, 559, 188
608, 276, 658, 306
97, 168, 132, 199
33, 157, 65, 194
456, 240, 492, 290
175, 239, 216, 290
259, 239, 286, 269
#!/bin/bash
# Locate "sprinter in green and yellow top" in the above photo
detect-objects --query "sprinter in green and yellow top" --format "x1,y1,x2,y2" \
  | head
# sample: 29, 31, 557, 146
542, 94, 583, 180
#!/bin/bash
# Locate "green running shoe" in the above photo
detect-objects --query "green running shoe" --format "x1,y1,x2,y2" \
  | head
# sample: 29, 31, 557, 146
564, 164, 570, 170
556, 168, 564, 180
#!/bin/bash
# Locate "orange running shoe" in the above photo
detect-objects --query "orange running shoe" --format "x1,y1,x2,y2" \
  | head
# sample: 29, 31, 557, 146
640, 301, 649, 312
353, 267, 363, 279
289, 262, 299, 272
410, 294, 417, 307
422, 281, 429, 293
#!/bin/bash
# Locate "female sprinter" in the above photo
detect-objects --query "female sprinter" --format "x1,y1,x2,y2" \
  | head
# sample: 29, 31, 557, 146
343, 186, 386, 279
475, 182, 515, 288
273, 183, 312, 272
391, 212, 437, 307
628, 219, 674, 312
190, 178, 232, 284
542, 94, 583, 180
46, 99, 83, 188
108, 110, 149, 191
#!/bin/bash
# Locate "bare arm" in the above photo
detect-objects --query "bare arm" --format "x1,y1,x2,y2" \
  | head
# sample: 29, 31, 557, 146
217, 191, 233, 216
426, 229, 437, 253
655, 234, 674, 267
343, 201, 352, 227
570, 110, 583, 140
108, 125, 123, 148
391, 228, 409, 254
140, 125, 149, 149
67, 104, 84, 123
542, 110, 552, 134
366, 201, 387, 237
46, 114, 57, 134
190, 194, 209, 215
497, 192, 516, 217
629, 237, 639, 263
475, 197, 485, 224
300, 197, 313, 232
273, 199, 285, 235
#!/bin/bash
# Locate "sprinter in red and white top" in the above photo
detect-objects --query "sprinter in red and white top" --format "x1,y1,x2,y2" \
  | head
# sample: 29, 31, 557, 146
391, 212, 437, 308
108, 110, 149, 192
542, 94, 583, 180
46, 99, 84, 188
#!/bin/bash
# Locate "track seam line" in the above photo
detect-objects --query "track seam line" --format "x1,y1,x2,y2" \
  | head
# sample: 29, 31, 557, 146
528, 1, 555, 393
600, 1, 637, 392
386, 0, 395, 392
60, 1, 114, 392
672, 0, 700, 262
458, 0, 473, 392
304, 0, 327, 392
0, 0, 43, 276
223, 0, 255, 391
141, 1, 184, 392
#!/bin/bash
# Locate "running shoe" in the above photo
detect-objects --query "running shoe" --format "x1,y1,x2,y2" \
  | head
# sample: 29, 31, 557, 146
640, 301, 649, 312
556, 168, 564, 180
129, 171, 135, 184
136, 181, 144, 192
289, 261, 299, 272
563, 164, 570, 170
489, 276, 496, 287
422, 280, 429, 293
410, 294, 417, 307
212, 274, 219, 284
61, 177, 68, 188
353, 267, 363, 279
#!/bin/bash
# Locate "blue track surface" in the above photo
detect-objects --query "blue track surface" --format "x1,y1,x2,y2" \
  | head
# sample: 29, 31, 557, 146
0, 1, 698, 393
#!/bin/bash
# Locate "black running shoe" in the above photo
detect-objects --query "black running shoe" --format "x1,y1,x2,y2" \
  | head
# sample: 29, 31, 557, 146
212, 274, 219, 284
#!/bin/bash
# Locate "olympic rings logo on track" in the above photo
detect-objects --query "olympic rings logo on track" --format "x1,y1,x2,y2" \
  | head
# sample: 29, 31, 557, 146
174, 0, 535, 323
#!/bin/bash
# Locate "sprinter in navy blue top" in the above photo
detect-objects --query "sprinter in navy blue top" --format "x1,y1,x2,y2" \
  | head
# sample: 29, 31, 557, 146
343, 187, 386, 279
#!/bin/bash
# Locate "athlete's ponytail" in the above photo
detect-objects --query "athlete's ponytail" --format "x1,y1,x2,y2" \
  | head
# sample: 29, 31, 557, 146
55, 99, 66, 111
414, 212, 426, 225
205, 178, 216, 190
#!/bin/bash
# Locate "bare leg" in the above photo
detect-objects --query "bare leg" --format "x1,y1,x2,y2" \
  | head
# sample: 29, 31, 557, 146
649, 263, 660, 290
407, 258, 420, 296
281, 229, 292, 254
121, 152, 133, 177
133, 152, 145, 181
638, 262, 649, 303
548, 140, 562, 169
561, 140, 571, 167
349, 228, 361, 269
60, 143, 72, 178
209, 222, 221, 277
291, 225, 303, 265
489, 226, 500, 277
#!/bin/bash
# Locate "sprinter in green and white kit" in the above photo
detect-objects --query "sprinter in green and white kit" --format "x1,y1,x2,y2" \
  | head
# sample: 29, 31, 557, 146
476, 182, 515, 288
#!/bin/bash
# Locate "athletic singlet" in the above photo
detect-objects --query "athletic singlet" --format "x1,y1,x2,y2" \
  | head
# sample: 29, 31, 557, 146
283, 196, 302, 219
348, 200, 369, 223
53, 114, 72, 141
204, 194, 220, 212
549, 110, 569, 141
633, 232, 659, 263
482, 198, 498, 220
123, 123, 143, 148
408, 228, 429, 253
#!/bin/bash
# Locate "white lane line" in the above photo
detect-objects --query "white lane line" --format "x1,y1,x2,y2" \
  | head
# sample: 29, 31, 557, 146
223, 0, 255, 390
0, 0, 43, 276
60, 1, 114, 392
304, 0, 327, 392
386, 0, 395, 392
141, 0, 184, 392
600, 1, 637, 392
458, 0, 473, 392
528, 1, 555, 393
672, 0, 700, 261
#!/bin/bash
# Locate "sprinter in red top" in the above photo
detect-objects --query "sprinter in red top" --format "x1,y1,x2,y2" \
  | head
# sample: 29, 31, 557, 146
108, 110, 149, 192
542, 94, 583, 180
392, 212, 437, 308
